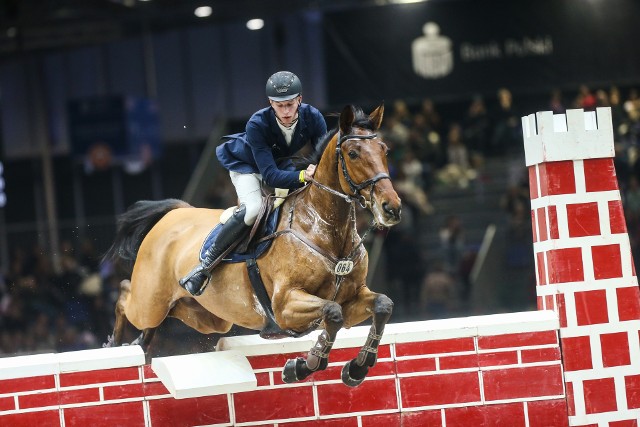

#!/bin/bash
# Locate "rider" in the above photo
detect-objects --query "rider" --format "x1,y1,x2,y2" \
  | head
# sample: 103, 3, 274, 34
179, 71, 328, 296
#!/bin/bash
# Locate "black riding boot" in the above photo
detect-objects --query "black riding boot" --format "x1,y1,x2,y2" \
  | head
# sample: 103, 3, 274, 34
179, 205, 250, 296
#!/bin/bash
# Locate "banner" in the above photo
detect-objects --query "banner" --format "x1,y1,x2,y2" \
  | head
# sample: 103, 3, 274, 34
324, 0, 640, 106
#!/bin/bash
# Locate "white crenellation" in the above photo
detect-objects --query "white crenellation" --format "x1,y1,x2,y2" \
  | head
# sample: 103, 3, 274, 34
522, 107, 614, 166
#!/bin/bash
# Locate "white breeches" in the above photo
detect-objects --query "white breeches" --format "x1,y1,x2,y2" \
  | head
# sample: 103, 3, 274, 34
229, 171, 262, 226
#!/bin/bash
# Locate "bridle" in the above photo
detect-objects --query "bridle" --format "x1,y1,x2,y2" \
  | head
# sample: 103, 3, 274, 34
332, 131, 391, 208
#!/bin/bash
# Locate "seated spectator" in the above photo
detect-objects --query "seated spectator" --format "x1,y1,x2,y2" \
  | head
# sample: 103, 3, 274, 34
419, 97, 443, 134
419, 260, 458, 319
394, 151, 435, 216
437, 123, 477, 189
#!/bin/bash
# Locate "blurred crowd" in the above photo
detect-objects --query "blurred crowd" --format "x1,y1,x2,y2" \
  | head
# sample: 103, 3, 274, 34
0, 239, 115, 356
377, 84, 640, 320
4, 84, 640, 356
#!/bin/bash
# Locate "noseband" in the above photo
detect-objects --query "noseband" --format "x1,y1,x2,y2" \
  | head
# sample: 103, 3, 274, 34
335, 132, 391, 207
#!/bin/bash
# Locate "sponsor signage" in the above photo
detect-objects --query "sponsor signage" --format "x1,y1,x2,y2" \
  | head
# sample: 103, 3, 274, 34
324, 0, 640, 105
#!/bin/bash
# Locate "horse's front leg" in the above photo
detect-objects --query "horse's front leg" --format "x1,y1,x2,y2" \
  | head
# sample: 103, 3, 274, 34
341, 286, 393, 387
276, 289, 343, 384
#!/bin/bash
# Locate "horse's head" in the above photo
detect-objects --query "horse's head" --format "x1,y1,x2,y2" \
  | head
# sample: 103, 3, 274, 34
335, 104, 402, 227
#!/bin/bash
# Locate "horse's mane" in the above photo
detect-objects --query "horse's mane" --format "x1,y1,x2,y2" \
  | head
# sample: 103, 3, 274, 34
291, 106, 375, 169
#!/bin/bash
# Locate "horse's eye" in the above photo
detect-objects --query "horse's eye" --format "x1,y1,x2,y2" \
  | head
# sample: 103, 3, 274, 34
348, 150, 358, 159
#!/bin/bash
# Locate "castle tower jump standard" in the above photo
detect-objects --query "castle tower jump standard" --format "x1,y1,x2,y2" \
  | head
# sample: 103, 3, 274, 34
522, 107, 640, 425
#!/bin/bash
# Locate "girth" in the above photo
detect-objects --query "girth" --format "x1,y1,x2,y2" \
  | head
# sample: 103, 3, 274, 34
246, 258, 318, 340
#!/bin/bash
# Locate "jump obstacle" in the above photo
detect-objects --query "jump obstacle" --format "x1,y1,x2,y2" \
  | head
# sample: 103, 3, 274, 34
0, 106, 637, 426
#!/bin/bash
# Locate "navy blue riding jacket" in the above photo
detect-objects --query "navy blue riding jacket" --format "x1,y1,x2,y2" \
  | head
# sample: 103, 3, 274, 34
216, 104, 327, 189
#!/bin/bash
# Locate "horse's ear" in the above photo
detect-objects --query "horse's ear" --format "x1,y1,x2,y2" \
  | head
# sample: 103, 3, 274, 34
369, 103, 385, 130
339, 105, 355, 134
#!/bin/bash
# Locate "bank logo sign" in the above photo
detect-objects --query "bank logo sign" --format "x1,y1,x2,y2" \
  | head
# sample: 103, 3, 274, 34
412, 21, 554, 80
412, 22, 453, 79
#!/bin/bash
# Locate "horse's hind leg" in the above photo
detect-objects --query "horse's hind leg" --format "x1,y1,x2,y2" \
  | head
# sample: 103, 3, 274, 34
105, 279, 133, 347
130, 328, 157, 363
280, 290, 343, 383
168, 298, 233, 335
106, 280, 159, 356
341, 288, 393, 387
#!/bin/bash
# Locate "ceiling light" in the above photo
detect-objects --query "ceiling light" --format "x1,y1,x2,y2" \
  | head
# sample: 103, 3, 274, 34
194, 6, 212, 18
389, 0, 427, 3
246, 19, 264, 30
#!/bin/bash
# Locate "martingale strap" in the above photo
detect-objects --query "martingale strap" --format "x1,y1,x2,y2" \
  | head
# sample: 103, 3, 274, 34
246, 258, 317, 340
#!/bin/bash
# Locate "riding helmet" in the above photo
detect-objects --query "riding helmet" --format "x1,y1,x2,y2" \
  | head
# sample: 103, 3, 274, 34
266, 71, 302, 101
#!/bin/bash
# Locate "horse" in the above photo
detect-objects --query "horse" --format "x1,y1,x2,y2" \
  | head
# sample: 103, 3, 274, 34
103, 104, 402, 386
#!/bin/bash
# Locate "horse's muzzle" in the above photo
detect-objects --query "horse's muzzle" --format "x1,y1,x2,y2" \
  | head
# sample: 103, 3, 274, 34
373, 197, 401, 227
382, 201, 401, 224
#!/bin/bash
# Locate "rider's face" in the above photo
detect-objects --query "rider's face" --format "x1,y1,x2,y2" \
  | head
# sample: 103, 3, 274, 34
270, 96, 301, 126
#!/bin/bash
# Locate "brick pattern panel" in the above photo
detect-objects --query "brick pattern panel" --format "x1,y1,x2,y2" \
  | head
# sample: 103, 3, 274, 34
59, 366, 140, 387
445, 403, 525, 427
483, 365, 564, 401
234, 386, 315, 423
317, 378, 398, 415
400, 371, 482, 408
0, 410, 61, 427
528, 142, 640, 426
63, 402, 146, 427
147, 395, 230, 427
583, 158, 618, 192
527, 399, 570, 427
0, 325, 567, 427
0, 375, 56, 394
617, 286, 640, 321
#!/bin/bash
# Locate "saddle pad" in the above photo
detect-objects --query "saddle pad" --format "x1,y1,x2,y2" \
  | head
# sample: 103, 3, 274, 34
200, 205, 281, 263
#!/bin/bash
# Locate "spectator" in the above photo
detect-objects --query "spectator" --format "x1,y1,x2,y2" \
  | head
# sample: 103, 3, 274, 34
419, 260, 458, 319
463, 95, 491, 156
437, 123, 477, 189
490, 88, 521, 156
609, 86, 626, 138
574, 85, 597, 110
439, 214, 465, 275
394, 151, 435, 216
548, 89, 565, 115
408, 113, 445, 191
419, 97, 443, 134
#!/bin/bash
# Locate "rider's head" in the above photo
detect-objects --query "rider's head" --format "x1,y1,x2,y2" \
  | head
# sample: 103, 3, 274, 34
266, 71, 302, 127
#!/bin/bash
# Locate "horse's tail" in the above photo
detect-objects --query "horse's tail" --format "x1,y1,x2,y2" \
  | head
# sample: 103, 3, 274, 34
103, 198, 192, 278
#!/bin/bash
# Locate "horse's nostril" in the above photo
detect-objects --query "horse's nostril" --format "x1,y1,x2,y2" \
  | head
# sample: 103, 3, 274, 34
382, 202, 395, 216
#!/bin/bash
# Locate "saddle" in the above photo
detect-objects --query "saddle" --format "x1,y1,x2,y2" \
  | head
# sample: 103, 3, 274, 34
200, 190, 309, 340
199, 191, 281, 264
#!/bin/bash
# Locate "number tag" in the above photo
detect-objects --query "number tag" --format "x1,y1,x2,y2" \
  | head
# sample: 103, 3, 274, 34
334, 260, 354, 276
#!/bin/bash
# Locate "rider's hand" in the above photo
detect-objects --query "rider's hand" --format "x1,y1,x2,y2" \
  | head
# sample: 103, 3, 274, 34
304, 164, 317, 182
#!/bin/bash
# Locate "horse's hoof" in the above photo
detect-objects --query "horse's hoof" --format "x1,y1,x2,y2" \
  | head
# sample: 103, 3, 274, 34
282, 357, 304, 383
102, 335, 114, 348
341, 360, 367, 387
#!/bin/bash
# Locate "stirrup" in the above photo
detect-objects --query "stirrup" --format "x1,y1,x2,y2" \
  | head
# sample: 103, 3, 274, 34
179, 264, 212, 296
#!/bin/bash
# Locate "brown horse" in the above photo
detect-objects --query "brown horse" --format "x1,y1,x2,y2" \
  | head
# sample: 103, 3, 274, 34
104, 104, 402, 386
